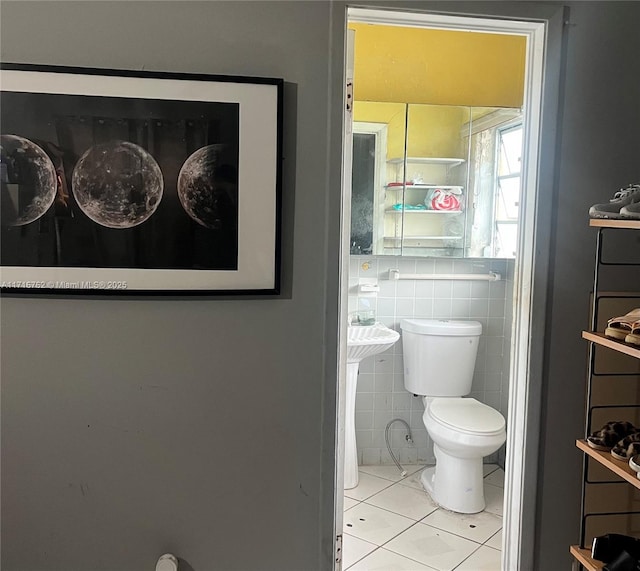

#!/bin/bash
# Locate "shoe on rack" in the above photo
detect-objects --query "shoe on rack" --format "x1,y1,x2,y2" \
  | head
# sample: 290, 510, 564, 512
593, 533, 640, 564
620, 201, 640, 220
625, 322, 640, 347
589, 184, 640, 219
587, 420, 637, 451
603, 550, 640, 571
612, 433, 640, 460
605, 309, 640, 341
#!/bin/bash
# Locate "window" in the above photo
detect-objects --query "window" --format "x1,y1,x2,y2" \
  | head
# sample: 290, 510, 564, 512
493, 124, 523, 257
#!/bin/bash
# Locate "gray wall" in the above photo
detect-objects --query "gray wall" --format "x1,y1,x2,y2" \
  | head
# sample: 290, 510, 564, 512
1, 2, 336, 570
2, 2, 640, 571
349, 256, 514, 466
535, 3, 640, 569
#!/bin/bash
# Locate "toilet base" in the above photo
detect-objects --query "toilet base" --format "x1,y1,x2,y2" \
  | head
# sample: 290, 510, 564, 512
421, 444, 486, 514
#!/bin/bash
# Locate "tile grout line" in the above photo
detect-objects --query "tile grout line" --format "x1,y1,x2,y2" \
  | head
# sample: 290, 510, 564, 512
345, 470, 504, 516
347, 472, 503, 518
375, 519, 437, 563
347, 508, 490, 567
343, 467, 504, 568
450, 541, 486, 571
341, 533, 378, 571
356, 492, 500, 547
359, 498, 439, 524
343, 469, 411, 501
415, 518, 501, 546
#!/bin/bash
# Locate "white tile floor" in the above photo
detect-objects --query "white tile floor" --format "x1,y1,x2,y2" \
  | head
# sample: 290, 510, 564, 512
342, 464, 504, 571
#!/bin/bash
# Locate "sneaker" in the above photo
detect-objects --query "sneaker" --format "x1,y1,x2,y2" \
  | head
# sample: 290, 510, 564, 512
589, 184, 640, 219
592, 533, 640, 563
620, 200, 640, 220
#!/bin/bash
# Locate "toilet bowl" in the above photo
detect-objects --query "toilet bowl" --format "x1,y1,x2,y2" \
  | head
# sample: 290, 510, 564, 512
421, 396, 505, 513
400, 318, 507, 514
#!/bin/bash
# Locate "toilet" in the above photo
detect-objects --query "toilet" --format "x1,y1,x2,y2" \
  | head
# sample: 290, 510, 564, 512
400, 318, 506, 514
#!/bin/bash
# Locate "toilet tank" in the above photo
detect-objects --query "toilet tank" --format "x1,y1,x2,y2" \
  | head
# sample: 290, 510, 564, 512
400, 319, 482, 397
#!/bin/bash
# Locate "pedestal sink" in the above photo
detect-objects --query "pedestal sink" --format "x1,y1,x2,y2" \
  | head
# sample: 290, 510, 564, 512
344, 323, 400, 489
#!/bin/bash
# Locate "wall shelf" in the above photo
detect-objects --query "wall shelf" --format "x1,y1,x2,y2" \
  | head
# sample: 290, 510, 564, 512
589, 219, 640, 230
385, 184, 464, 190
384, 236, 463, 243
576, 439, 640, 490
581, 331, 640, 359
387, 156, 466, 166
569, 546, 604, 571
385, 209, 463, 214
383, 155, 467, 252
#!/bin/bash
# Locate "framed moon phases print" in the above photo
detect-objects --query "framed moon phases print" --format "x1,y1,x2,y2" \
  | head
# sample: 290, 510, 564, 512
0, 63, 283, 295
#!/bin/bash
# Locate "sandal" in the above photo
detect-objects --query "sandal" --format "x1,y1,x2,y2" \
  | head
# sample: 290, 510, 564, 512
605, 309, 640, 341
587, 421, 637, 451
611, 433, 640, 460
625, 322, 640, 347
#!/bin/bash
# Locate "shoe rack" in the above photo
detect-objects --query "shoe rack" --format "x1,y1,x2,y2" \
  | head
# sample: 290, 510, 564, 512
571, 219, 640, 571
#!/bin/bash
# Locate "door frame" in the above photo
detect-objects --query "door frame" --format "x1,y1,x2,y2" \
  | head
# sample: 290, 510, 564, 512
333, 6, 559, 570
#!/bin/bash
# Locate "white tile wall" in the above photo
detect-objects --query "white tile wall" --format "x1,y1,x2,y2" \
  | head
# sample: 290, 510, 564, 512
349, 256, 515, 466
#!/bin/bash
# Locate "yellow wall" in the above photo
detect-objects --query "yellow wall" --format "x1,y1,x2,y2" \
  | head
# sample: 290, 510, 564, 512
353, 102, 467, 159
350, 23, 526, 108
407, 105, 467, 157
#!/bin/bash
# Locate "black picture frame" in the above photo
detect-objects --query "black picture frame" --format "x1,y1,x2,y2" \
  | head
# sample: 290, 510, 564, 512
0, 63, 283, 295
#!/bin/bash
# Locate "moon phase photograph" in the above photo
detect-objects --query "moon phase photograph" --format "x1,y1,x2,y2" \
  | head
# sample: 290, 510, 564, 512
0, 134, 58, 227
1, 87, 240, 271
72, 140, 164, 229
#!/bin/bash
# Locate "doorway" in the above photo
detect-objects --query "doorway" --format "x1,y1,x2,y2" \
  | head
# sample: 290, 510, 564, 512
336, 7, 548, 570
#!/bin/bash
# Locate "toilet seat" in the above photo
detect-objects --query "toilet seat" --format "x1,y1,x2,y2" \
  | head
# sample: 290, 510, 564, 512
429, 398, 505, 436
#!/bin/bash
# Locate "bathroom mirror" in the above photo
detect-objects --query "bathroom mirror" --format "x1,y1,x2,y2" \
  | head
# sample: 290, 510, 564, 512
350, 101, 522, 258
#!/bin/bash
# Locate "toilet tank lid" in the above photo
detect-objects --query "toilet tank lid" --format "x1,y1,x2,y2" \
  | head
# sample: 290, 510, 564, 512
430, 398, 506, 434
400, 319, 482, 336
